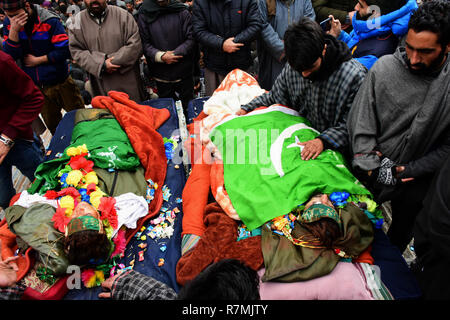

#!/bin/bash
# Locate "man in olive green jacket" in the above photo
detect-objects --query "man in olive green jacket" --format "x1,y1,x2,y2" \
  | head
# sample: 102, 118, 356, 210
312, 0, 356, 24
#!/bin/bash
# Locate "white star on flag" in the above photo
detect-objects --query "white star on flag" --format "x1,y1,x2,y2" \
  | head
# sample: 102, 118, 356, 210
287, 136, 304, 152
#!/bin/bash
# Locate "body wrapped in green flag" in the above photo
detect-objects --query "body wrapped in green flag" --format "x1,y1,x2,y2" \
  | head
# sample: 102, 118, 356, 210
210, 105, 371, 230
28, 109, 140, 195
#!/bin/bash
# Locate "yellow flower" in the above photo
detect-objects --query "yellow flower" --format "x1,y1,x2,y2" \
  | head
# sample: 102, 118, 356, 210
77, 144, 89, 154
65, 208, 73, 217
66, 147, 79, 157
84, 171, 98, 185
60, 195, 75, 216
366, 198, 377, 212
84, 270, 104, 288
66, 170, 84, 186
66, 144, 89, 157
94, 270, 105, 283
90, 189, 105, 209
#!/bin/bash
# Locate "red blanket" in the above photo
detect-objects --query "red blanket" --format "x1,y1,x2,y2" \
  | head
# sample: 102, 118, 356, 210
92, 91, 170, 242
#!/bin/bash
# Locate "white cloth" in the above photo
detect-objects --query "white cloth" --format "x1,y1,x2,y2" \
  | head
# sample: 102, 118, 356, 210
113, 192, 149, 237
203, 69, 265, 115
14, 190, 58, 209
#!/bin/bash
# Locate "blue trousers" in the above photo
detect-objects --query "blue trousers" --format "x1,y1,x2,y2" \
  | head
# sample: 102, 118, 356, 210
0, 135, 43, 208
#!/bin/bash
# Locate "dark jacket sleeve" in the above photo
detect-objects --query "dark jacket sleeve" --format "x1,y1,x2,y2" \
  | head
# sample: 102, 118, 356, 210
173, 10, 195, 56
233, 0, 262, 44
312, 0, 349, 23
1, 18, 24, 61
137, 14, 160, 62
400, 130, 450, 179
46, 18, 71, 64
192, 0, 225, 50
0, 53, 44, 140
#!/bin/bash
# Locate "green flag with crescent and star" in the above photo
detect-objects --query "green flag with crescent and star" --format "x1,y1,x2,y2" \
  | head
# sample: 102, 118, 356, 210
209, 106, 371, 230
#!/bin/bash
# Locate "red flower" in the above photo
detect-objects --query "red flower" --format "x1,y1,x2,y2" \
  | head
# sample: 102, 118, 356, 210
44, 190, 59, 200
98, 197, 118, 229
68, 155, 94, 173
86, 183, 97, 194
52, 206, 71, 233
56, 187, 80, 199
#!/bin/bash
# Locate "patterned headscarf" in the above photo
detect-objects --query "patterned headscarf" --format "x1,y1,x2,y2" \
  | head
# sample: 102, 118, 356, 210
299, 203, 342, 228
66, 216, 101, 237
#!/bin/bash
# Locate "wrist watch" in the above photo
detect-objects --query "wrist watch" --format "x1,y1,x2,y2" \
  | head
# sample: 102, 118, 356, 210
0, 135, 14, 148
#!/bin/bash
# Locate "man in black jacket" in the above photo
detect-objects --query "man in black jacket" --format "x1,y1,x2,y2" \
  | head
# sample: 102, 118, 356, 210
192, 0, 261, 96
413, 154, 450, 300
137, 0, 195, 116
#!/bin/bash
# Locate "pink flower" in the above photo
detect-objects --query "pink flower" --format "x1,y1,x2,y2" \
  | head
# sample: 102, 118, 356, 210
111, 229, 126, 258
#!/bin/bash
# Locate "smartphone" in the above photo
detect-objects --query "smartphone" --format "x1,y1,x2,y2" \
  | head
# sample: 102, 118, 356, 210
320, 17, 331, 32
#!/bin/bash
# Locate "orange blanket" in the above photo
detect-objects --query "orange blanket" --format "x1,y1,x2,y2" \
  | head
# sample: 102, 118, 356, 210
181, 111, 211, 237
92, 91, 170, 242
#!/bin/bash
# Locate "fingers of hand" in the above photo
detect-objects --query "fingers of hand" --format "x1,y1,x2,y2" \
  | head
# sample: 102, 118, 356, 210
301, 149, 320, 161
3, 256, 19, 265
98, 292, 112, 299
300, 140, 323, 160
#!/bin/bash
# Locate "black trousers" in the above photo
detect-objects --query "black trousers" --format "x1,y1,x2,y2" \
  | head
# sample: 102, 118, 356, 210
156, 77, 194, 117
385, 177, 432, 253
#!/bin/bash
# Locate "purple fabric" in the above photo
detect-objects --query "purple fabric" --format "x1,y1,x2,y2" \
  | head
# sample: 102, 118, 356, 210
259, 262, 374, 300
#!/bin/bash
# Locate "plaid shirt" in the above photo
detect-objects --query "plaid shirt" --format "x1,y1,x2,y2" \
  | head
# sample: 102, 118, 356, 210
111, 270, 177, 300
242, 60, 367, 150
0, 285, 25, 300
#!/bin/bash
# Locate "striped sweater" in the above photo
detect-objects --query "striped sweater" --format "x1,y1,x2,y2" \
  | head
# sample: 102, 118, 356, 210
2, 5, 70, 87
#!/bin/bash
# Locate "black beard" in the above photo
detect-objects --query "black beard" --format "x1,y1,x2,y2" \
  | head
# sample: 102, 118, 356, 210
406, 49, 447, 76
87, 2, 106, 17
355, 11, 369, 21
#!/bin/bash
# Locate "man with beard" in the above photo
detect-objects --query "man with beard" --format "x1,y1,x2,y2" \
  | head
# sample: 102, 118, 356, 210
237, 17, 367, 161
1, 0, 85, 135
327, 0, 418, 70
347, 0, 450, 253
67, 0, 146, 102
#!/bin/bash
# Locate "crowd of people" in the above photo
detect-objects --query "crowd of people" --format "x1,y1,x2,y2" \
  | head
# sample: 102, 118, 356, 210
0, 0, 449, 301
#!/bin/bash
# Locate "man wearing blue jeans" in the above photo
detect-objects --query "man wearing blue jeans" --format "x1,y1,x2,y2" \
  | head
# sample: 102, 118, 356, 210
0, 49, 44, 209
0, 135, 43, 208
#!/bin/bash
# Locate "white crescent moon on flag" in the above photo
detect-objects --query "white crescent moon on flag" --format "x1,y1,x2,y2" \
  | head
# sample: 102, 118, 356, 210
270, 123, 319, 177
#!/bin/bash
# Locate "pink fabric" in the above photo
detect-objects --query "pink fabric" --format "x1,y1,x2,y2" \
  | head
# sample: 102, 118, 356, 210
258, 262, 374, 300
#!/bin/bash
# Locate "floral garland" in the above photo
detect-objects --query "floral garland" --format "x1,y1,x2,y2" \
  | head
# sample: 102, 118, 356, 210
269, 191, 385, 258
40, 144, 126, 287
45, 144, 118, 237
